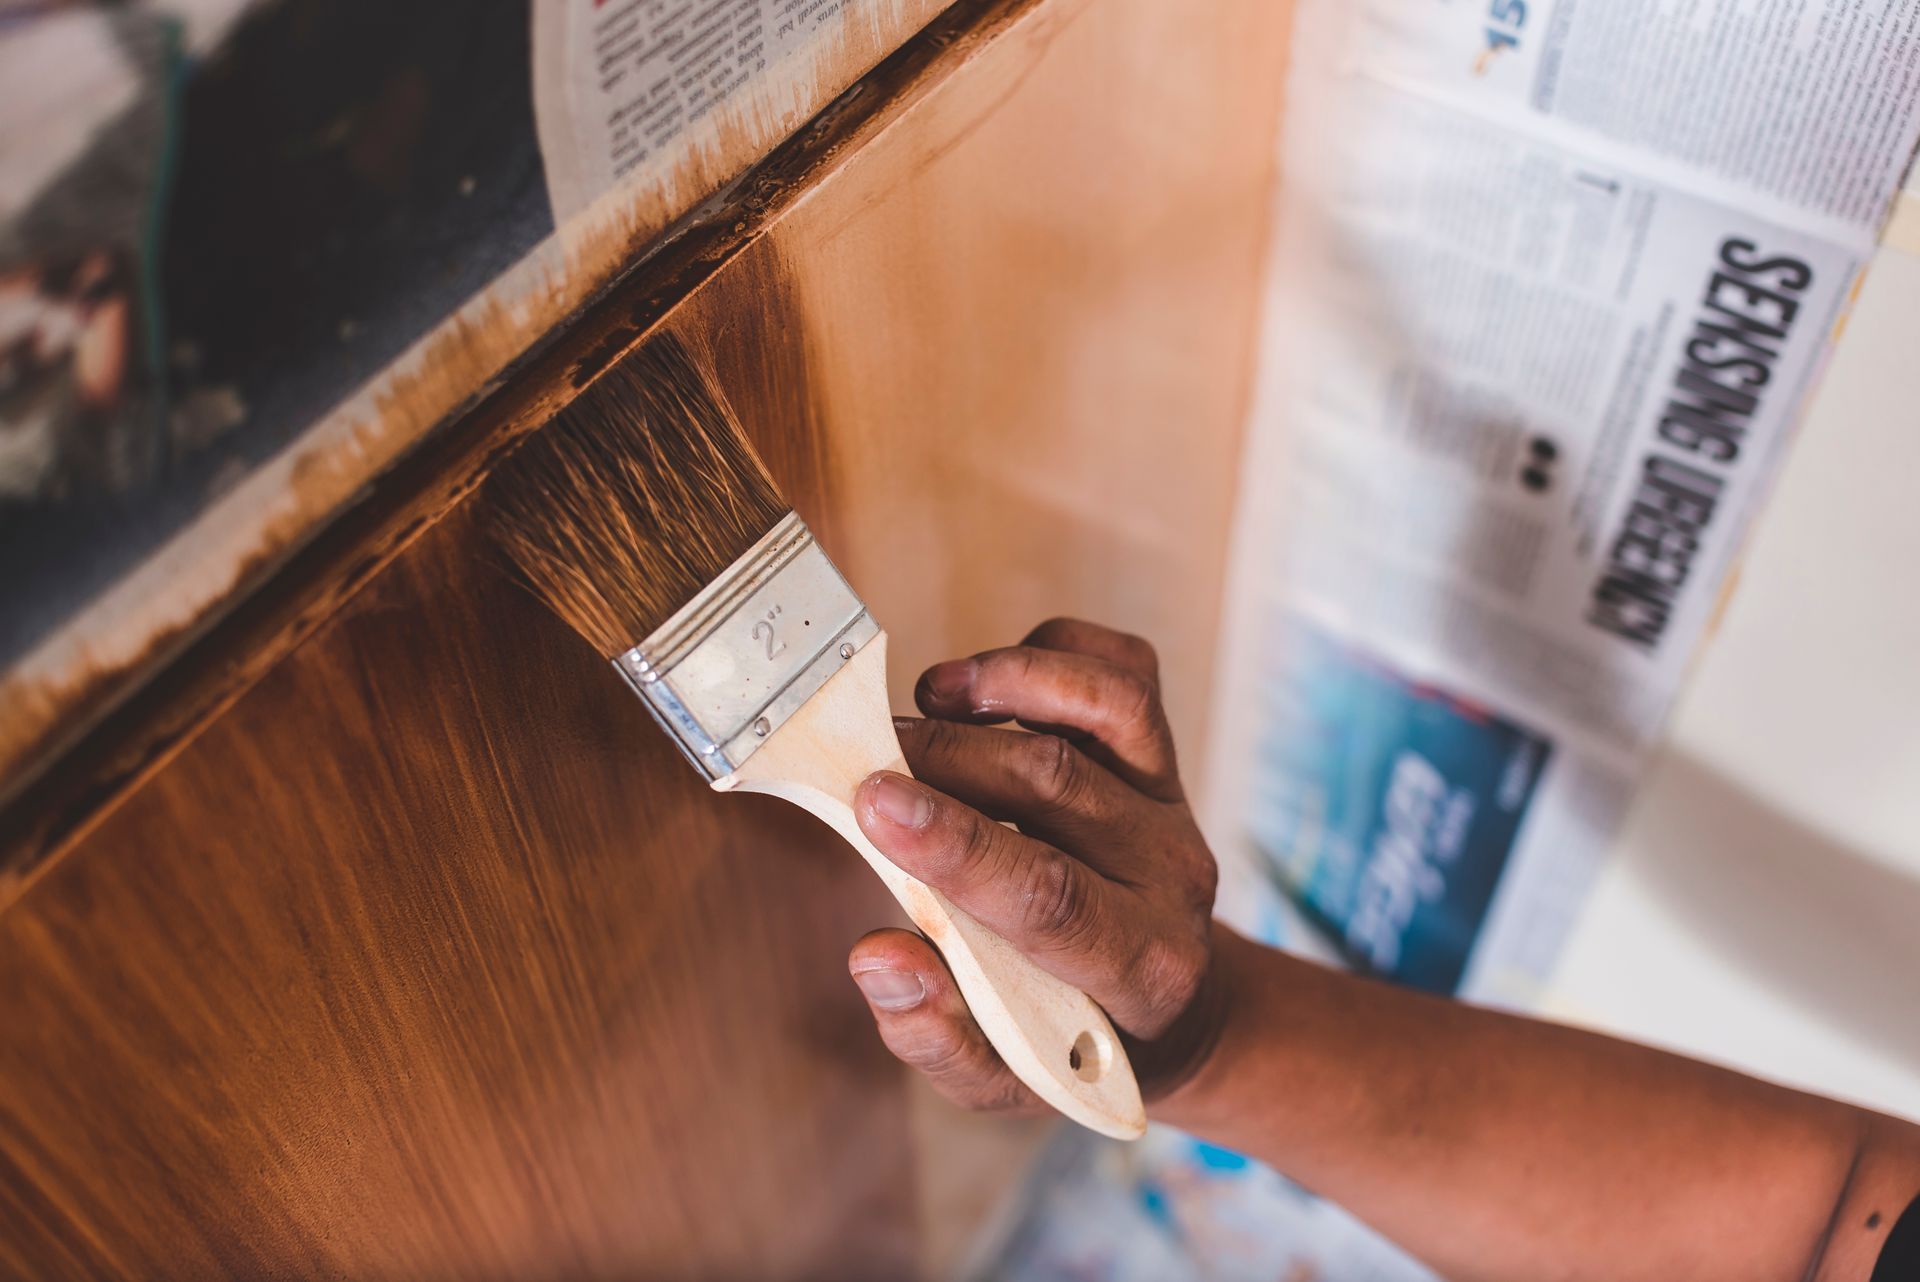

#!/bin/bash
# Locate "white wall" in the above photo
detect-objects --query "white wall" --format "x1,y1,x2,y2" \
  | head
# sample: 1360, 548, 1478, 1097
1545, 215, 1920, 1120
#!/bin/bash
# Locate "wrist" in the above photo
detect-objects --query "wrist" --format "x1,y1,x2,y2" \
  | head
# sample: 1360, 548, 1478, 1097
1136, 920, 1264, 1123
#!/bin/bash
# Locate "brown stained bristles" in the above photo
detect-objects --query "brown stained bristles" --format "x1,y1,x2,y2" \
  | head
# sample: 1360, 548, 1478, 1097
484, 335, 790, 656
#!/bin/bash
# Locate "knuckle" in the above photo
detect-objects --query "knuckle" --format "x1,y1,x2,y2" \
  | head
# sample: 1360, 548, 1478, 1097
1191, 860, 1219, 911
896, 1022, 979, 1080
1105, 668, 1162, 733
936, 1063, 1030, 1115
955, 808, 1001, 870
999, 644, 1068, 697
1116, 630, 1160, 681
904, 716, 960, 770
1129, 930, 1209, 1037
975, 1074, 1038, 1115
897, 1029, 1029, 1116
914, 714, 956, 749
1179, 837, 1220, 905
1008, 645, 1046, 686
1030, 615, 1079, 644
1025, 734, 1087, 813
1027, 617, 1159, 684
1021, 856, 1099, 952
926, 805, 1004, 889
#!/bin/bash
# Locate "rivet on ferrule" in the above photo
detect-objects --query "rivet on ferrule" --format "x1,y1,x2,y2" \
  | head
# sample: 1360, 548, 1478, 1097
608, 514, 879, 781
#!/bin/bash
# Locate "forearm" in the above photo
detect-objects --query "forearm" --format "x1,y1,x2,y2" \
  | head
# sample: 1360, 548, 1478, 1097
1156, 926, 1919, 1282
841, 626, 1920, 1280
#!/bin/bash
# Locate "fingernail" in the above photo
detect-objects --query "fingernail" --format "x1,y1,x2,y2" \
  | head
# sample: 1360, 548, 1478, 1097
922, 659, 977, 703
870, 774, 933, 828
892, 716, 919, 734
853, 968, 925, 1011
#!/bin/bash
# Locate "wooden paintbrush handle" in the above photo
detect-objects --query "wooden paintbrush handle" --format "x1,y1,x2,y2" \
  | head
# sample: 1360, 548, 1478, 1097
721, 636, 1147, 1141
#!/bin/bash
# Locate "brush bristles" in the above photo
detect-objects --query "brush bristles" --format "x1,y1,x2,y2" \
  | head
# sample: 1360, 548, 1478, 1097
485, 335, 790, 656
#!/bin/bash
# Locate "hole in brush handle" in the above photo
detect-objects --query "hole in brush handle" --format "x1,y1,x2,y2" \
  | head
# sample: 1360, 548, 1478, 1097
1068, 1028, 1112, 1082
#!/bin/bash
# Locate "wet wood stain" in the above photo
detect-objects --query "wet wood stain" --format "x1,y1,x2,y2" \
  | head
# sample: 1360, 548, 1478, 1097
0, 0, 1294, 1273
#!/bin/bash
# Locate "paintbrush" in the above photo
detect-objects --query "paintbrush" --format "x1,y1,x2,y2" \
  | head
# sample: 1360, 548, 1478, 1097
484, 335, 1145, 1140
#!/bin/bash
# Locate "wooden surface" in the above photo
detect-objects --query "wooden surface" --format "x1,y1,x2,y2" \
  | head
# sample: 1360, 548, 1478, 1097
0, 0, 1292, 1275
0, 0, 950, 800
747, 0, 1290, 766
0, 0, 1069, 906
0, 514, 916, 1279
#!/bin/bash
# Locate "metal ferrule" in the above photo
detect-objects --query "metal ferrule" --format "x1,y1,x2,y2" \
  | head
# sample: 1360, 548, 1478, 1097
612, 512, 878, 780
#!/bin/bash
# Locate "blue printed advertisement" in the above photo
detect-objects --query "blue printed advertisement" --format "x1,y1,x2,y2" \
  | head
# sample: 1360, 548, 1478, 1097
1247, 624, 1552, 994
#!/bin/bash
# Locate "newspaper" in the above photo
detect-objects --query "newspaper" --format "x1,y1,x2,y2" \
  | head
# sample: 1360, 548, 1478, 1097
532, 0, 922, 222
1206, 0, 1920, 1006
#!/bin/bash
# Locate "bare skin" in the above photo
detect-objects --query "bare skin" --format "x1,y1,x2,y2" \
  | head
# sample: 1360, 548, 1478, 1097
845, 617, 1920, 1282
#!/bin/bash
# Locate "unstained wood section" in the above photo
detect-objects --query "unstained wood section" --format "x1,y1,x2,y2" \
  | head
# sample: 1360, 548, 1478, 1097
749, 0, 1289, 764
0, 0, 1291, 1276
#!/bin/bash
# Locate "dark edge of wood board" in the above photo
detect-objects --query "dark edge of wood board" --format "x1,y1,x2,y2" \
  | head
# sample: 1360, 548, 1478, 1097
0, 0, 1041, 902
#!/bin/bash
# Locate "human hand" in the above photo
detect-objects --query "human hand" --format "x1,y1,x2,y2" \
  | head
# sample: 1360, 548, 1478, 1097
847, 618, 1229, 1115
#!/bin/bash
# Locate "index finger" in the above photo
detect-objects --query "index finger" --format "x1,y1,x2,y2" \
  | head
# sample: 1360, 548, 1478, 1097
854, 771, 1155, 1023
1021, 618, 1161, 686
915, 645, 1182, 802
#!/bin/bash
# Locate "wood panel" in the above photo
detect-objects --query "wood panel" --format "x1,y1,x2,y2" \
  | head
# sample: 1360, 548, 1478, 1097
0, 0, 1291, 1276
699, 0, 1291, 768
0, 0, 1066, 907
0, 0, 952, 799
0, 511, 915, 1279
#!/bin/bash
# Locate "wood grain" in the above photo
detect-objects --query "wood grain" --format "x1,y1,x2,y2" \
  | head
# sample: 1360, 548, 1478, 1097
0, 0, 1048, 895
0, 0, 1293, 1274
0, 0, 953, 798
755, 0, 1291, 767
0, 514, 915, 1280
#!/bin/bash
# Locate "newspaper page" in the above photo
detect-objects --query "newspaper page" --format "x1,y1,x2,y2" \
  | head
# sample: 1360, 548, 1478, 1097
1206, 0, 1920, 1007
532, 0, 923, 222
